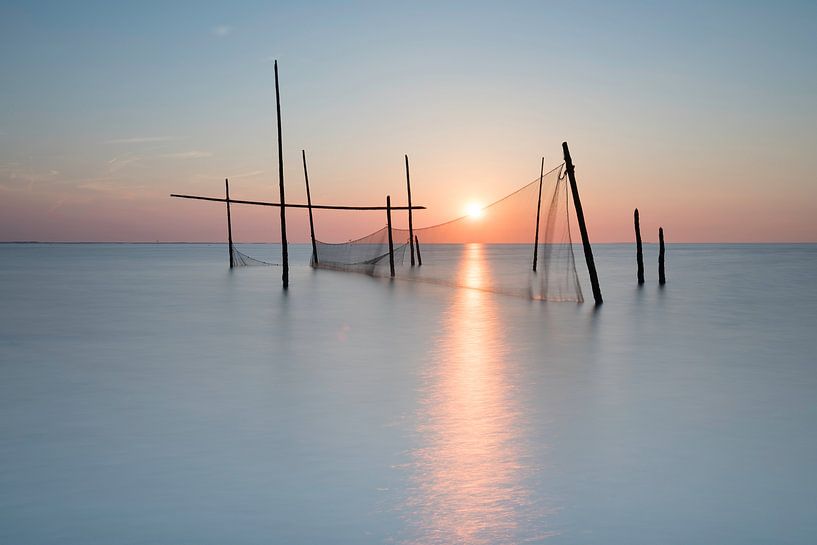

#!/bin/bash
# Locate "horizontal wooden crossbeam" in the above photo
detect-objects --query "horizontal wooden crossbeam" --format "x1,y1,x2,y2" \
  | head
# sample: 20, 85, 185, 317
170, 193, 426, 211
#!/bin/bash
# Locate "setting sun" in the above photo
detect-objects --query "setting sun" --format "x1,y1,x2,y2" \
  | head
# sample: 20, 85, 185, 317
466, 203, 483, 219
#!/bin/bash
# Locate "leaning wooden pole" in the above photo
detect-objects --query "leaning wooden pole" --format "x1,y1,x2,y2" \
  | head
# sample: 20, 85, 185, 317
562, 142, 602, 305
226, 178, 234, 268
386, 195, 395, 278
274, 60, 289, 289
405, 155, 415, 266
658, 227, 666, 285
634, 208, 644, 284
302, 150, 318, 265
532, 156, 545, 272
414, 235, 422, 266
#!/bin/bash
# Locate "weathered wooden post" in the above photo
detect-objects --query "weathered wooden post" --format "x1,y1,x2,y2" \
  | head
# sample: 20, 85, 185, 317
562, 142, 602, 305
302, 150, 318, 265
274, 60, 289, 289
634, 208, 644, 284
225, 178, 234, 268
532, 156, 545, 272
414, 235, 422, 266
386, 195, 395, 277
405, 155, 415, 266
659, 227, 666, 285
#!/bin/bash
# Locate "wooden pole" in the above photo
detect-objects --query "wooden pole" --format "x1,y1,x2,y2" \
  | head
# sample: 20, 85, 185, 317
303, 150, 318, 265
532, 156, 545, 272
226, 178, 234, 268
415, 235, 422, 266
405, 155, 415, 266
634, 208, 644, 284
170, 193, 424, 211
659, 227, 666, 285
274, 60, 289, 289
386, 195, 395, 278
562, 142, 602, 305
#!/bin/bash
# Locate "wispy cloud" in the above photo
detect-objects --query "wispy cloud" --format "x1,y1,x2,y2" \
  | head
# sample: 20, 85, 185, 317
160, 150, 212, 160
48, 197, 66, 214
105, 136, 175, 144
231, 170, 265, 179
78, 181, 117, 193
0, 161, 61, 191
107, 153, 143, 172
78, 179, 145, 196
212, 25, 233, 37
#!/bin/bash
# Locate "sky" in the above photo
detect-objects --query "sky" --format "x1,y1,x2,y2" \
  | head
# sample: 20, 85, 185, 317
1, 0, 815, 243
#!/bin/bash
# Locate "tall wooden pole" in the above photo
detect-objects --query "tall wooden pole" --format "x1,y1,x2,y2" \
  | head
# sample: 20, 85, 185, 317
386, 195, 395, 278
532, 156, 545, 272
226, 178, 234, 268
659, 227, 666, 285
302, 150, 318, 265
634, 208, 644, 284
414, 235, 422, 266
274, 60, 289, 289
562, 142, 602, 305
405, 155, 415, 266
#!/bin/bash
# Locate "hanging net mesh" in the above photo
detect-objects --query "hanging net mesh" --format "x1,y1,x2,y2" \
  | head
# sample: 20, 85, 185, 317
313, 227, 409, 274
231, 246, 279, 267
223, 199, 310, 268
311, 164, 583, 302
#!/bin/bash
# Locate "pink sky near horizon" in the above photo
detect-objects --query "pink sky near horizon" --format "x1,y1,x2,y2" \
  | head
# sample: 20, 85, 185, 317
1, 139, 814, 244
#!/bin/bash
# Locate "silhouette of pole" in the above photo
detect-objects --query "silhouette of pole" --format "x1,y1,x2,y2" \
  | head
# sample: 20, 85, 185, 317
532, 156, 545, 272
634, 208, 644, 284
405, 155, 415, 266
386, 195, 395, 277
226, 178, 234, 268
414, 235, 422, 266
274, 60, 289, 289
563, 142, 602, 305
659, 227, 666, 285
303, 150, 318, 265
171, 193, 424, 210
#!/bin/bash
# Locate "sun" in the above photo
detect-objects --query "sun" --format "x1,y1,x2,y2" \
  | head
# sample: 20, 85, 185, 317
466, 202, 483, 219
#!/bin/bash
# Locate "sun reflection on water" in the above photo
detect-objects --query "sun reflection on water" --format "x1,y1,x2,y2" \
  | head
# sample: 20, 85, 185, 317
402, 243, 553, 544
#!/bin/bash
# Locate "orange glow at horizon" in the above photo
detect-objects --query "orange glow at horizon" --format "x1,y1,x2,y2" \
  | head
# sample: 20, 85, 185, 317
2, 148, 815, 243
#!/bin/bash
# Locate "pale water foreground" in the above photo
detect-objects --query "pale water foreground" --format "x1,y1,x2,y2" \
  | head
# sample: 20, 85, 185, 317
1, 243, 816, 544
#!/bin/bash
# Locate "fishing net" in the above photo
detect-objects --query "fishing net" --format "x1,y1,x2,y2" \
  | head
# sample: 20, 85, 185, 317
231, 246, 278, 267
312, 227, 409, 274
311, 164, 583, 302
222, 194, 310, 268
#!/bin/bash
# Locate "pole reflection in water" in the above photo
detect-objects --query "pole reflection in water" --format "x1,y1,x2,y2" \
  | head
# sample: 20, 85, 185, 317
402, 244, 553, 544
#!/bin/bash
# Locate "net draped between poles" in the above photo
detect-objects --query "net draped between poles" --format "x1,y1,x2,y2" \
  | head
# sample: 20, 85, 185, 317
223, 202, 308, 268
231, 246, 279, 267
313, 227, 409, 275
311, 164, 584, 302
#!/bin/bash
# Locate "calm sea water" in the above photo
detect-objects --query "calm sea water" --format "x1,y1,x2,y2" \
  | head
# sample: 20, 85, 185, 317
1, 243, 816, 544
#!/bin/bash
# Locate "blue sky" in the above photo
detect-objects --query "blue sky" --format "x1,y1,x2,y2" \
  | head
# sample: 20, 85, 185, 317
1, 1, 815, 241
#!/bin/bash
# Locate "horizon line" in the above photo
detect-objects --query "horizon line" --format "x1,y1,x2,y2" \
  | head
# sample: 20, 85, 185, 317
2, 241, 816, 245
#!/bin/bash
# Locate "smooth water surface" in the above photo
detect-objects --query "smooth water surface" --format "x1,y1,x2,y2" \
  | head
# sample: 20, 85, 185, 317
1, 243, 816, 544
